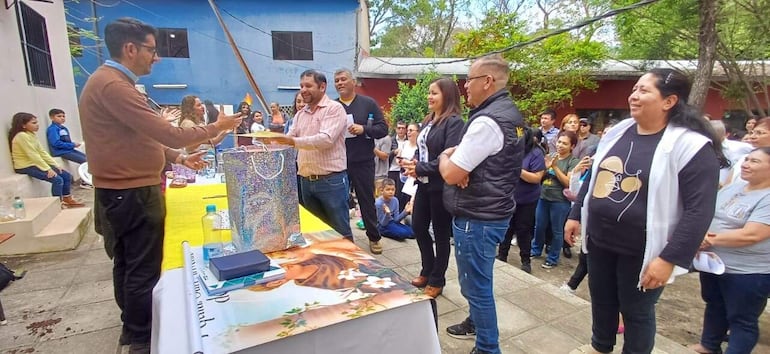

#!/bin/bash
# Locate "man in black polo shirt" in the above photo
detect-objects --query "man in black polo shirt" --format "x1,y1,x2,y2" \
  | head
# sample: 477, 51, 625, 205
334, 68, 388, 254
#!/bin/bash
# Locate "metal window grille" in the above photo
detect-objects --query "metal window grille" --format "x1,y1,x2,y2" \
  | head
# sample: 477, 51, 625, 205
17, 1, 55, 88
271, 31, 313, 61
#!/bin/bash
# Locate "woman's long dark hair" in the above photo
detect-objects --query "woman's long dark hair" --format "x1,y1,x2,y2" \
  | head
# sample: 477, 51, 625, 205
8, 112, 36, 151
423, 77, 462, 127
532, 127, 548, 154
647, 68, 729, 168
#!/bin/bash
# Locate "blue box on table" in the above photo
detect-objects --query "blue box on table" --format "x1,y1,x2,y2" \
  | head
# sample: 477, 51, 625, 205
208, 249, 270, 281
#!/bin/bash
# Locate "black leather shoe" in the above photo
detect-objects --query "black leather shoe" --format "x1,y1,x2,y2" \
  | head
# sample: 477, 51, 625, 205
563, 247, 572, 259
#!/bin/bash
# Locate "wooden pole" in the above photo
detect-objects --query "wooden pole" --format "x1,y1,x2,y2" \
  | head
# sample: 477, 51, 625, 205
207, 0, 269, 114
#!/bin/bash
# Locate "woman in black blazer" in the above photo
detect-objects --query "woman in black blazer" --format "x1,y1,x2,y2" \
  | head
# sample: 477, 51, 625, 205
401, 77, 464, 298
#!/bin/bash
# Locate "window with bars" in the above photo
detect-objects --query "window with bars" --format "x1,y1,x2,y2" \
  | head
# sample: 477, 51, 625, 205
17, 1, 55, 88
156, 28, 189, 58
272, 31, 313, 61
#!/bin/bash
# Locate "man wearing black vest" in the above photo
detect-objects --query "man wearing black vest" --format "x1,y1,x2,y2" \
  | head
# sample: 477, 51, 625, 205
439, 55, 525, 354
334, 69, 389, 254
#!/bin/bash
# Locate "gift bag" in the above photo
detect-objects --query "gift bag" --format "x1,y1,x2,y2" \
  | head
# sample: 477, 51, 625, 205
222, 145, 300, 253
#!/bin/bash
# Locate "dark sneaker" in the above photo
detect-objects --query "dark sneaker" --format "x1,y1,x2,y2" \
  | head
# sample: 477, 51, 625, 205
118, 327, 131, 346
128, 342, 150, 354
541, 261, 556, 269
470, 347, 493, 354
563, 247, 573, 258
520, 262, 532, 274
447, 317, 475, 339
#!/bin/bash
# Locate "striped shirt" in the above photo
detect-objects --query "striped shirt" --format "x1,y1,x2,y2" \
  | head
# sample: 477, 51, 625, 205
287, 94, 348, 177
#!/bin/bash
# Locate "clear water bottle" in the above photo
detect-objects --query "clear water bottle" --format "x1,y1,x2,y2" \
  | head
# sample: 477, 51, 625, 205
203, 149, 216, 178
201, 204, 223, 264
13, 196, 25, 220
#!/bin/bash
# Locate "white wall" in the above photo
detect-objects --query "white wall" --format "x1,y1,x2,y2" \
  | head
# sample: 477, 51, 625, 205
0, 0, 82, 197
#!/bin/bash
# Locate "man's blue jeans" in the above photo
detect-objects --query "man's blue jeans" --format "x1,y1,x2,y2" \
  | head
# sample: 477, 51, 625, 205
58, 150, 87, 164
300, 171, 352, 238
15, 166, 72, 197
531, 198, 571, 264
699, 272, 770, 354
453, 216, 510, 354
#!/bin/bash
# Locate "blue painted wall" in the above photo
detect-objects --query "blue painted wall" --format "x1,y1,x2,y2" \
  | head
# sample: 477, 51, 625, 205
66, 0, 359, 109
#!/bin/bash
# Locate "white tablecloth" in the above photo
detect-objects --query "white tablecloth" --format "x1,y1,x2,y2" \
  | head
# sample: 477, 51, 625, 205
151, 267, 441, 354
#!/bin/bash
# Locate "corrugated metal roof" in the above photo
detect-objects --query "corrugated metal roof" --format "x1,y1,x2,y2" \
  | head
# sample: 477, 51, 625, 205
357, 57, 770, 80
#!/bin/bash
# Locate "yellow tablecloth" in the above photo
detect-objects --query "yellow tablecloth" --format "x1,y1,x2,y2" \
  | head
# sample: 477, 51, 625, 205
162, 183, 331, 270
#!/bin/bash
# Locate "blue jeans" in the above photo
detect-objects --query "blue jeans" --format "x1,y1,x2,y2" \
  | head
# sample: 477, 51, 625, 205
300, 171, 352, 238
531, 198, 571, 264
699, 272, 770, 354
453, 216, 511, 354
57, 150, 87, 164
15, 166, 72, 197
587, 240, 663, 354
378, 220, 413, 240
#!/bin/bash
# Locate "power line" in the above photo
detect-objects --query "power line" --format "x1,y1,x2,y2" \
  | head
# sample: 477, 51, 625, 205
217, 5, 355, 55
372, 0, 661, 67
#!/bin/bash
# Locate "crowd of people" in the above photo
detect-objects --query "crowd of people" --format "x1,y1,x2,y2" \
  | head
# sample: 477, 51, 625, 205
8, 16, 768, 354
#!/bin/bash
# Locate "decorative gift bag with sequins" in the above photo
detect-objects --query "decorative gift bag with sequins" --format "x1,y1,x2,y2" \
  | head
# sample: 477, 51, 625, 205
222, 145, 300, 253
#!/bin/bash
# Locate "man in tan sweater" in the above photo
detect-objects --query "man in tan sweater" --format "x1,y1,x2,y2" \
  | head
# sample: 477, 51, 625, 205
79, 18, 241, 354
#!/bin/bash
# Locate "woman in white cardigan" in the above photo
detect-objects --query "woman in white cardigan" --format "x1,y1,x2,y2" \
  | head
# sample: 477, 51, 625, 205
564, 69, 728, 354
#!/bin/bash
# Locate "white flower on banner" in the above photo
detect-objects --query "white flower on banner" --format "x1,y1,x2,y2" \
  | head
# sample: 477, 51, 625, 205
363, 276, 396, 289
338, 268, 367, 280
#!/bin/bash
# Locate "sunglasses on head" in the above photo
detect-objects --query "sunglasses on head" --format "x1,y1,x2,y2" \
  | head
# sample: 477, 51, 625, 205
579, 122, 588, 127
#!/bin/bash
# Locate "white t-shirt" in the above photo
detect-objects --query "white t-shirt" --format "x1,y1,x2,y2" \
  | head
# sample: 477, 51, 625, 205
450, 116, 504, 172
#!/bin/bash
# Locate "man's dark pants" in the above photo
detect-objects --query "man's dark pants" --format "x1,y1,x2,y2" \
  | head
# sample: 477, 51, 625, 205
96, 186, 165, 344
347, 160, 381, 242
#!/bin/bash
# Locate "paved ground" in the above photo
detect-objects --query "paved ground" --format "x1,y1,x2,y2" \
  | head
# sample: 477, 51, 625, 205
0, 188, 765, 354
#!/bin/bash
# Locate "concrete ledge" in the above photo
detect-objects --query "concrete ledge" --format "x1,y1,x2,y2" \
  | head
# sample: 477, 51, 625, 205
0, 206, 91, 255
0, 197, 61, 237
0, 174, 50, 198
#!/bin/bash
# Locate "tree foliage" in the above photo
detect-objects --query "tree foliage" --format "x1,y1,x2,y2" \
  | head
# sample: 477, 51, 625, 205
613, 0, 770, 117
452, 12, 607, 123
370, 0, 469, 57
388, 71, 442, 124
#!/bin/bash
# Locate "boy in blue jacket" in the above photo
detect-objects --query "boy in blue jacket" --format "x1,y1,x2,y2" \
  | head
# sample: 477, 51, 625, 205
375, 178, 413, 240
46, 108, 91, 188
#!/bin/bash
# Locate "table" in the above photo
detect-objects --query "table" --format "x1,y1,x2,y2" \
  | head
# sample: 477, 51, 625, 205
152, 183, 440, 354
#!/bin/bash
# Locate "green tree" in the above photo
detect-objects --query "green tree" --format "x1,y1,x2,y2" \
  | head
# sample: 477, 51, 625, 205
453, 12, 607, 123
388, 71, 442, 124
371, 0, 470, 57
613, 0, 770, 117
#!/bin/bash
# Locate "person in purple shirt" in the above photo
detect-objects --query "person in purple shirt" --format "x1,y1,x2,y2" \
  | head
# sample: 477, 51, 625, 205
375, 178, 413, 240
497, 127, 546, 273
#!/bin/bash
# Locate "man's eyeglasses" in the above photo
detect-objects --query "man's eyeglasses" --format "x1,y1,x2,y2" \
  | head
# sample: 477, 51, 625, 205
134, 43, 158, 57
466, 74, 490, 82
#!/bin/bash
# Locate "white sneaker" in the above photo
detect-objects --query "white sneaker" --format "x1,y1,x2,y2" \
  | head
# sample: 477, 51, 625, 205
79, 182, 94, 190
559, 283, 576, 295
511, 238, 517, 246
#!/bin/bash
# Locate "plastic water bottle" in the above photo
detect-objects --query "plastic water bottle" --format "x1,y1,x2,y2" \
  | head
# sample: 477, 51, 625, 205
365, 113, 374, 139
203, 149, 216, 178
201, 204, 223, 264
12, 196, 25, 220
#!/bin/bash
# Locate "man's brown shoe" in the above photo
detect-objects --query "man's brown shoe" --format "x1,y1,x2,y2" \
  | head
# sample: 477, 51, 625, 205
410, 276, 428, 288
369, 240, 383, 254
424, 285, 443, 298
